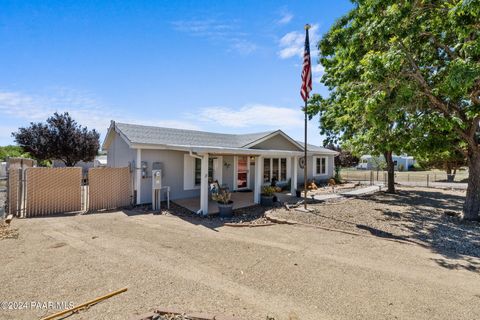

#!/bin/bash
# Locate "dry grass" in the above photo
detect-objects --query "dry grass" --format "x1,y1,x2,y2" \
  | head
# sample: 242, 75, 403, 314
0, 222, 18, 240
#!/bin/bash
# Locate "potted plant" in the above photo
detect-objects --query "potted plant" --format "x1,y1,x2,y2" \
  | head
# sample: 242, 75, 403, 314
212, 189, 234, 217
295, 189, 303, 197
261, 186, 276, 206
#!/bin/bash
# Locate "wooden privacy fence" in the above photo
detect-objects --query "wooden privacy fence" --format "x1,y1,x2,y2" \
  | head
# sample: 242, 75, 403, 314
8, 166, 132, 218
88, 167, 132, 211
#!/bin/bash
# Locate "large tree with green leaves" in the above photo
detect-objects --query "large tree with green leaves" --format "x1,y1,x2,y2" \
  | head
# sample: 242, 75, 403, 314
12, 112, 100, 167
0, 145, 30, 161
314, 0, 480, 220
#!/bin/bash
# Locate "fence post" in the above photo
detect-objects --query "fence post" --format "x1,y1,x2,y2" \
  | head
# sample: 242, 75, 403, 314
407, 174, 410, 182
18, 168, 23, 218
427, 174, 429, 187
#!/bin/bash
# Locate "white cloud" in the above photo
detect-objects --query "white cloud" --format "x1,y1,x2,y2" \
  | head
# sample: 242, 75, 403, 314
132, 119, 201, 131
230, 39, 257, 55
194, 104, 304, 128
312, 63, 325, 82
0, 89, 201, 141
278, 24, 320, 59
171, 19, 233, 39
172, 19, 257, 55
277, 12, 293, 25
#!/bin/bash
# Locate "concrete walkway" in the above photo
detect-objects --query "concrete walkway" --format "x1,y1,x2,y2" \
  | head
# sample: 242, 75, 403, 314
312, 193, 343, 201
340, 185, 382, 197
311, 185, 382, 201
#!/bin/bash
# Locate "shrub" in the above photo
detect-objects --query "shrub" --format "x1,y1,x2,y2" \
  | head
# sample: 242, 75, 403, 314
261, 186, 276, 197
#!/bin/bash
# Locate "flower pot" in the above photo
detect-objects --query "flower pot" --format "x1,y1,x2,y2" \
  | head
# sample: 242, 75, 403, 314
218, 201, 233, 217
260, 195, 274, 206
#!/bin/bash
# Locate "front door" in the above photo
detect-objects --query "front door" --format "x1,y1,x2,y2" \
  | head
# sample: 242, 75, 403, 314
237, 156, 249, 189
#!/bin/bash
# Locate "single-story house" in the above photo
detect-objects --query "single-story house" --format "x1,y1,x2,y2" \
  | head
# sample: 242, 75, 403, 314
102, 121, 337, 215
357, 154, 416, 171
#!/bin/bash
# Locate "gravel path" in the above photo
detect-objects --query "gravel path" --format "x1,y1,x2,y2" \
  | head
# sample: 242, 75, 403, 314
132, 202, 271, 226
271, 186, 480, 258
1, 210, 479, 320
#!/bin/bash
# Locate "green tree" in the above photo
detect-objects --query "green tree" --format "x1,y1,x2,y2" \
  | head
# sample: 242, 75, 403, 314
0, 145, 30, 161
314, 0, 480, 220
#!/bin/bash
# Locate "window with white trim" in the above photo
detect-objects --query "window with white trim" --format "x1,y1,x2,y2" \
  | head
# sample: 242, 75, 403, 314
194, 158, 214, 186
264, 157, 288, 183
315, 157, 327, 175
263, 158, 271, 183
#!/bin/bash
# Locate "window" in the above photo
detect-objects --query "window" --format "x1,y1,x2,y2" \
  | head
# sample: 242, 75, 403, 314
194, 158, 202, 186
194, 158, 214, 186
280, 158, 287, 181
315, 157, 327, 175
272, 158, 279, 181
208, 158, 214, 182
263, 158, 271, 183
264, 157, 288, 183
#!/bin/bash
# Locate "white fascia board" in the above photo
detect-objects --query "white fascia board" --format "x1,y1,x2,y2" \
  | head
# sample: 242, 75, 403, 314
101, 121, 116, 150
243, 130, 304, 151
129, 143, 305, 157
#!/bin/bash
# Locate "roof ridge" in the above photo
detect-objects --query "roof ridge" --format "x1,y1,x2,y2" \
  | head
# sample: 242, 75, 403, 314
115, 122, 275, 138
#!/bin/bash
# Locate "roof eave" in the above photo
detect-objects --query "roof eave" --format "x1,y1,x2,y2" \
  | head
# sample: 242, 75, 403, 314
130, 142, 337, 157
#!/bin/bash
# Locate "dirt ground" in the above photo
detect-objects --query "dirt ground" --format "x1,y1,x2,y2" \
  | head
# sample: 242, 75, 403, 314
272, 187, 480, 259
1, 207, 479, 320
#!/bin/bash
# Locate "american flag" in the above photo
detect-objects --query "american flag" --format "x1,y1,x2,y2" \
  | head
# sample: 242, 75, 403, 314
300, 25, 312, 102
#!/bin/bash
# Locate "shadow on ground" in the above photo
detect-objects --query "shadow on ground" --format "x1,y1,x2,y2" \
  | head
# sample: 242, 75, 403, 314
122, 202, 273, 232
362, 189, 480, 272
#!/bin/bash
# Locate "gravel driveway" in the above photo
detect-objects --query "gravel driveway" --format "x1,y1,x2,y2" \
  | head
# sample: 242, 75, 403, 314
0, 210, 479, 320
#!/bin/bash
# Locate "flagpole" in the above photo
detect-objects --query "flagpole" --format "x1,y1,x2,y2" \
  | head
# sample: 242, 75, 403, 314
304, 99, 308, 209
303, 23, 311, 210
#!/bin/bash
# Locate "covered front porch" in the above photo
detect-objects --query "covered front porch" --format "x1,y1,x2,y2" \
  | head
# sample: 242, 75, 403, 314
173, 191, 255, 214
179, 149, 302, 216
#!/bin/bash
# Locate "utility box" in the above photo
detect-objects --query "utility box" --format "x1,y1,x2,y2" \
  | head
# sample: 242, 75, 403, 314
152, 169, 162, 189
152, 169, 162, 211
141, 161, 148, 179
152, 162, 163, 176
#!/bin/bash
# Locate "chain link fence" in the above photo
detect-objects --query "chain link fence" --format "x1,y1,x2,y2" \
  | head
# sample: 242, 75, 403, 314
340, 169, 469, 188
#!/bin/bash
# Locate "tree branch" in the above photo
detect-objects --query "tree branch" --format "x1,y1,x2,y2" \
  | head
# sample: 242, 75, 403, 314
419, 32, 457, 60
396, 41, 474, 146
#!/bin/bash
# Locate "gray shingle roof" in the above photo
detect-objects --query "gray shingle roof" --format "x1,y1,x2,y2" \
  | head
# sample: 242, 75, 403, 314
115, 122, 275, 148
113, 122, 337, 154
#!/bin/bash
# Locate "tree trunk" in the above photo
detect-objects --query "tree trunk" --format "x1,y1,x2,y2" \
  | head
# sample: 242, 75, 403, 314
463, 149, 480, 221
446, 163, 455, 182
384, 151, 395, 193
446, 164, 452, 175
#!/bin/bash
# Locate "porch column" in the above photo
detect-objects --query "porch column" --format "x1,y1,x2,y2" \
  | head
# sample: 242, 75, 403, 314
136, 148, 142, 205
291, 156, 298, 194
200, 153, 209, 216
254, 155, 263, 204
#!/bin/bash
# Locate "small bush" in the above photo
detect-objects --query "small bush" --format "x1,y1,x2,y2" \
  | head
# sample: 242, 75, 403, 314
262, 186, 276, 196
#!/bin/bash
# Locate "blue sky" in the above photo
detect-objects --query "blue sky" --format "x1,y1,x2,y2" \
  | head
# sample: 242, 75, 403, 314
0, 0, 353, 147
